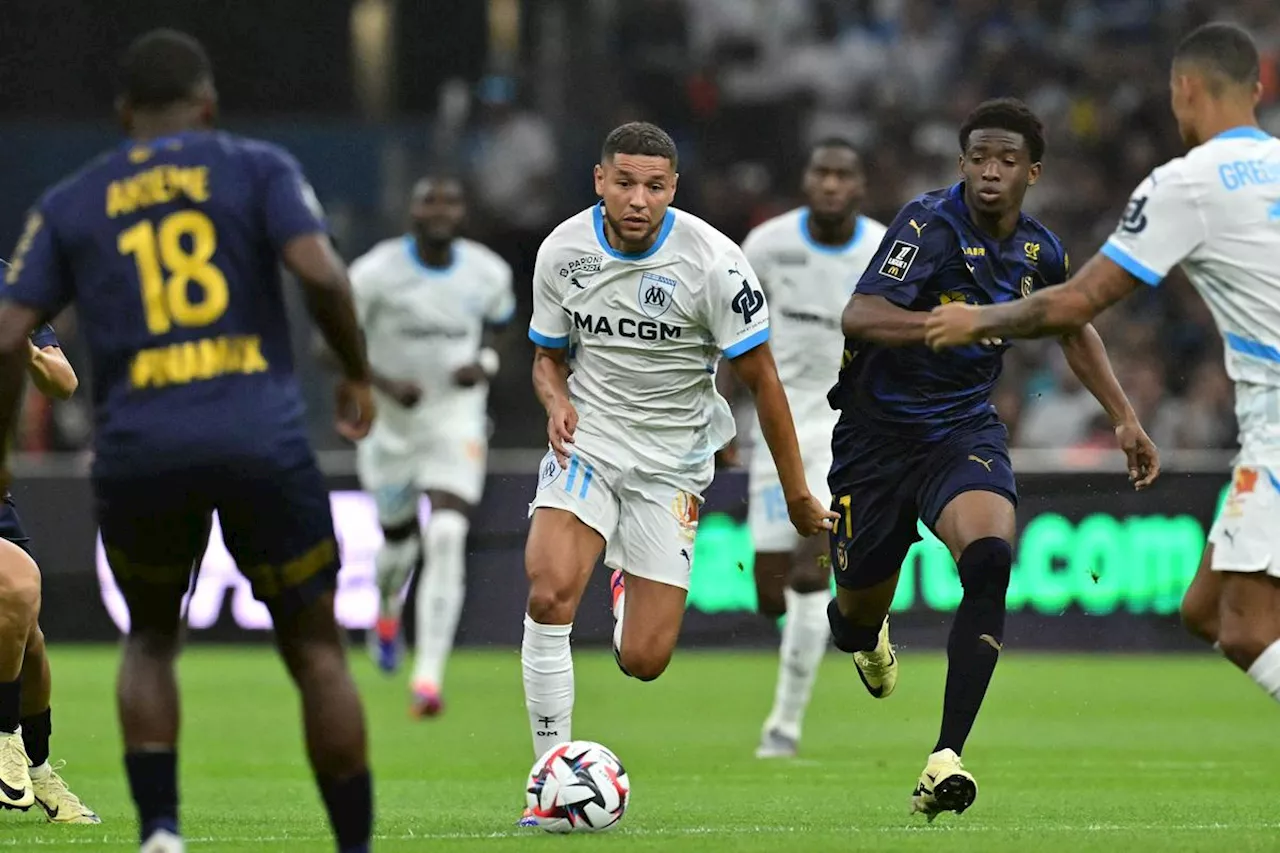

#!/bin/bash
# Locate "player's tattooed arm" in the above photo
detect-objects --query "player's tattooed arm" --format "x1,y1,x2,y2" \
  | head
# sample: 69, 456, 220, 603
925, 255, 1142, 347
841, 294, 927, 346
27, 343, 77, 400
533, 345, 576, 468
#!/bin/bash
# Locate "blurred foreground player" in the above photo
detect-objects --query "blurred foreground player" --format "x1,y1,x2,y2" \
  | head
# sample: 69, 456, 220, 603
520, 122, 836, 821
0, 328, 98, 823
0, 30, 375, 853
740, 139, 886, 759
830, 98, 1157, 819
926, 25, 1280, 718
350, 175, 513, 716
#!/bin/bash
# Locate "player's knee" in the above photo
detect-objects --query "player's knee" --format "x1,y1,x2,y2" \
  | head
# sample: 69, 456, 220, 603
827, 598, 881, 653
1216, 616, 1273, 670
618, 645, 672, 682
1179, 590, 1218, 644
0, 552, 40, 634
425, 509, 468, 568
527, 584, 578, 625
956, 537, 1013, 601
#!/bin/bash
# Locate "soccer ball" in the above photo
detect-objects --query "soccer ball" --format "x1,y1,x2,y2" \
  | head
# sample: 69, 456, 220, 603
524, 740, 630, 833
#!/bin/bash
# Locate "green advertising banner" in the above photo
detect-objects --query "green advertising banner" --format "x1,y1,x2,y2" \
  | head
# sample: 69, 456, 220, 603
687, 484, 1232, 617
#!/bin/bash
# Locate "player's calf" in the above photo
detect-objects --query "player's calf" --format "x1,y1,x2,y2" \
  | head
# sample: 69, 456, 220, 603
933, 537, 1011, 756
271, 592, 372, 853
1179, 547, 1221, 646
613, 572, 685, 682
0, 540, 41, 811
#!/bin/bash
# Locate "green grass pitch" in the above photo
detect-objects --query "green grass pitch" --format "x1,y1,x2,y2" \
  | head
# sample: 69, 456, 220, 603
4, 645, 1278, 851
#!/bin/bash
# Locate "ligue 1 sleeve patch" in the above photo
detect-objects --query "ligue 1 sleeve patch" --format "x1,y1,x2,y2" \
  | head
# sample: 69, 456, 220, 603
878, 240, 919, 280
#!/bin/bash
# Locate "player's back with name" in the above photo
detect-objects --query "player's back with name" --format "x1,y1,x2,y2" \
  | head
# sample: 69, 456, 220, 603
6, 130, 325, 477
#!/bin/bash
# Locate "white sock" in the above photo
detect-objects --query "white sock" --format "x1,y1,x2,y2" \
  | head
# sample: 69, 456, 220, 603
374, 535, 420, 621
411, 509, 468, 689
763, 588, 831, 739
1246, 639, 1280, 702
522, 615, 574, 757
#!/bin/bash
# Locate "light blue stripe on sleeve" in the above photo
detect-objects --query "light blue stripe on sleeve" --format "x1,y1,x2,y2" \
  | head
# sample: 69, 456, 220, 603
723, 327, 770, 359
1100, 240, 1163, 287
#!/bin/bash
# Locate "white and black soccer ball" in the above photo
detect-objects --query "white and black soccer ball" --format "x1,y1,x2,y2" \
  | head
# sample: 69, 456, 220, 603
525, 740, 630, 833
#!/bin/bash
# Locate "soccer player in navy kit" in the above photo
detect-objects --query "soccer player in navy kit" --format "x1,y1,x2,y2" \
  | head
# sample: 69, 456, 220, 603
0, 324, 99, 824
826, 99, 1160, 819
0, 31, 375, 853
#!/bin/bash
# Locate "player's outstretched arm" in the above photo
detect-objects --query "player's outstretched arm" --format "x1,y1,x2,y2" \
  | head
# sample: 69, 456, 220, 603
27, 343, 77, 400
729, 342, 837, 536
925, 254, 1141, 348
282, 234, 375, 440
841, 294, 928, 346
1058, 324, 1160, 489
533, 345, 576, 468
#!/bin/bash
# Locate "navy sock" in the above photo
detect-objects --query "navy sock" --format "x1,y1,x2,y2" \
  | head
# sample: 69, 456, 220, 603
318, 770, 372, 853
934, 538, 1011, 755
125, 750, 178, 842
20, 707, 51, 766
0, 680, 19, 734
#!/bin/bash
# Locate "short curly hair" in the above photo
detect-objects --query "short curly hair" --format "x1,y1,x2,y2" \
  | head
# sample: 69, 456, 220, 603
959, 98, 1045, 163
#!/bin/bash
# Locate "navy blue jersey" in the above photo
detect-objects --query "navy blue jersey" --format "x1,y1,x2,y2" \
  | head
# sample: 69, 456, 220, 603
30, 323, 58, 350
828, 182, 1068, 440
3, 131, 327, 477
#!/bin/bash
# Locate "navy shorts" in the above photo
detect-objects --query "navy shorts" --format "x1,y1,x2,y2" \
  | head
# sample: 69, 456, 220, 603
0, 497, 32, 556
827, 412, 1016, 590
94, 459, 339, 617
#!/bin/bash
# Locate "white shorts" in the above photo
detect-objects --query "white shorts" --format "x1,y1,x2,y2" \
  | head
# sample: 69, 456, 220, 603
357, 422, 487, 524
747, 423, 833, 553
528, 448, 710, 590
1209, 465, 1280, 575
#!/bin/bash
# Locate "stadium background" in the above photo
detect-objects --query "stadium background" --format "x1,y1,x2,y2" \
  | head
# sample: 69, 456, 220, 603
1, 0, 1278, 648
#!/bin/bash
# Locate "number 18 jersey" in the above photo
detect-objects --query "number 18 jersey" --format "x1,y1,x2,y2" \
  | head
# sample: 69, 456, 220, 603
4, 130, 327, 477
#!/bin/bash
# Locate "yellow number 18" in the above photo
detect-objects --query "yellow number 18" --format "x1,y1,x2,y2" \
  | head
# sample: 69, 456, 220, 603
118, 210, 229, 335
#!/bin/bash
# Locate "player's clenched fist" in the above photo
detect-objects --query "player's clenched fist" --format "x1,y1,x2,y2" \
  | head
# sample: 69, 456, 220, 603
787, 492, 839, 537
547, 400, 578, 468
924, 302, 984, 350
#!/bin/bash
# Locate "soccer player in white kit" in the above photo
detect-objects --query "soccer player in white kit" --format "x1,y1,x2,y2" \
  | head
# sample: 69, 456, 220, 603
349, 176, 514, 717
519, 122, 836, 792
926, 23, 1280, 709
740, 139, 887, 759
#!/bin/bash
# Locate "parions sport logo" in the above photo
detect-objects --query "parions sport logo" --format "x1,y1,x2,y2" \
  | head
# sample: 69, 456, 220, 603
558, 255, 603, 278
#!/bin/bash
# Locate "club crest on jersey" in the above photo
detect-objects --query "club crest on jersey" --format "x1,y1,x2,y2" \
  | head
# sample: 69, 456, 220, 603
671, 491, 700, 540
638, 271, 678, 319
1020, 275, 1034, 298
537, 452, 563, 490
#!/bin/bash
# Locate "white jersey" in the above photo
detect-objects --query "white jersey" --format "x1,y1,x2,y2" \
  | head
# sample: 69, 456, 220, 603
1103, 126, 1280, 466
741, 208, 887, 415
529, 203, 770, 483
350, 235, 514, 449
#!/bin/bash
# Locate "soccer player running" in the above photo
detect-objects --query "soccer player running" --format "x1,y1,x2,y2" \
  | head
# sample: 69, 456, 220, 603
740, 139, 887, 759
829, 98, 1159, 819
927, 24, 1280, 719
350, 175, 514, 717
0, 328, 98, 823
0, 30, 376, 853
520, 122, 835, 793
